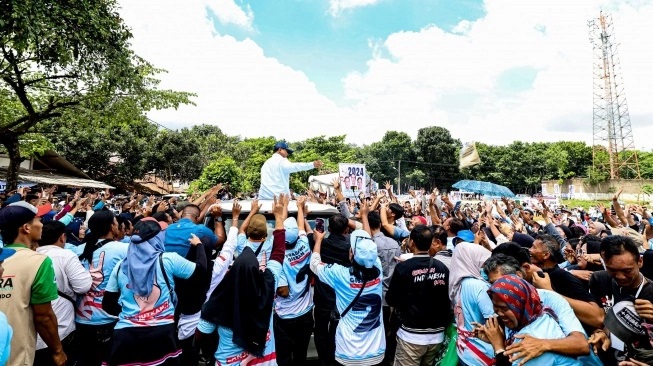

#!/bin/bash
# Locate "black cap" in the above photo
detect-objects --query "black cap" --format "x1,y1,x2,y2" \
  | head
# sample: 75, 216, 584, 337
131, 217, 165, 243
273, 141, 294, 155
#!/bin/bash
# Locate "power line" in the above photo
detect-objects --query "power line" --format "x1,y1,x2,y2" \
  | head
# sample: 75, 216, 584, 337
377, 160, 458, 167
147, 117, 173, 131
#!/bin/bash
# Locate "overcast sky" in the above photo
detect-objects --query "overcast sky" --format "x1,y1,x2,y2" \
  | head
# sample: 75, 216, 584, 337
117, 0, 653, 150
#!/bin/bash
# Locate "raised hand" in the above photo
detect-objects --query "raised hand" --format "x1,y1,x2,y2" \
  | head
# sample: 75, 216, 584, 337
210, 203, 223, 218
332, 178, 341, 190
189, 233, 202, 247
273, 194, 288, 221
231, 201, 242, 218
250, 199, 262, 215
613, 186, 624, 200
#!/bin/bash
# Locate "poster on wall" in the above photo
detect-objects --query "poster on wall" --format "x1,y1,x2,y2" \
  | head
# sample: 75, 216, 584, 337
339, 163, 367, 198
568, 185, 575, 198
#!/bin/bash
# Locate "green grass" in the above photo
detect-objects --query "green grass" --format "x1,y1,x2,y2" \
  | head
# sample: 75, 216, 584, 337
562, 199, 611, 210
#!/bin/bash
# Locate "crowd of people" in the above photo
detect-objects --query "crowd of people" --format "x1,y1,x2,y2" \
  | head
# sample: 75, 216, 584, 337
0, 141, 652, 366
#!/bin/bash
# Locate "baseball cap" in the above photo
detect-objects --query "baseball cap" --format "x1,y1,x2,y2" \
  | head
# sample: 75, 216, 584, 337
604, 300, 646, 344
350, 229, 377, 269
0, 247, 16, 262
0, 201, 44, 229
247, 214, 268, 240
132, 217, 167, 244
415, 216, 428, 226
454, 230, 475, 243
273, 141, 294, 155
523, 208, 534, 215
284, 217, 299, 245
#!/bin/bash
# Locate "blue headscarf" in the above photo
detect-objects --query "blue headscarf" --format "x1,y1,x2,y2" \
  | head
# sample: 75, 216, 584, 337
122, 230, 166, 297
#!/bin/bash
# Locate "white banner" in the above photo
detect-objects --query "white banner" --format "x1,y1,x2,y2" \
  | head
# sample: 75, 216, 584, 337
338, 163, 367, 198
0, 181, 37, 192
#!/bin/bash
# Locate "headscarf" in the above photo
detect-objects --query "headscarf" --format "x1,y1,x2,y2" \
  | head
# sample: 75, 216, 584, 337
487, 275, 554, 345
448, 242, 491, 301
122, 223, 166, 297
590, 221, 606, 234
201, 247, 276, 357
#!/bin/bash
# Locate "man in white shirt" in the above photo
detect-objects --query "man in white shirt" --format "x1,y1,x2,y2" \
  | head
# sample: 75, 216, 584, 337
258, 141, 322, 200
35, 220, 92, 365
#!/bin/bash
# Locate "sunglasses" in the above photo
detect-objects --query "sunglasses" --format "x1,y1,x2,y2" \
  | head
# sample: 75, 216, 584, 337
353, 235, 366, 254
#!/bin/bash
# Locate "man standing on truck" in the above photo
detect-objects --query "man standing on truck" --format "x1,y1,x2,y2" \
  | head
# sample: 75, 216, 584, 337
259, 141, 323, 200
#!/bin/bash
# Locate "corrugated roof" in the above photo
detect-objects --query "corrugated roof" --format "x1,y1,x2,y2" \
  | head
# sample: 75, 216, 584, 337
0, 168, 113, 189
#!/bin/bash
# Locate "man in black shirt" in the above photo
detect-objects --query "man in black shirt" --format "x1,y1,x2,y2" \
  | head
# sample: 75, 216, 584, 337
529, 235, 604, 332
589, 235, 653, 365
386, 225, 450, 366
311, 214, 351, 366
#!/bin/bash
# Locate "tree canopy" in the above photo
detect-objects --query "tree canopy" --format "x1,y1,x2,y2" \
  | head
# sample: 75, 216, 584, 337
0, 0, 194, 190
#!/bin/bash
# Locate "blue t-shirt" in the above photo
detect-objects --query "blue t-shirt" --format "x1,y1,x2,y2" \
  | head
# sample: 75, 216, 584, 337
106, 252, 195, 329
76, 241, 128, 325
314, 258, 386, 365
454, 277, 495, 366
392, 226, 410, 241
275, 232, 313, 319
506, 314, 581, 366
165, 218, 218, 257
197, 260, 282, 366
236, 234, 272, 263
0, 312, 12, 366
537, 290, 602, 366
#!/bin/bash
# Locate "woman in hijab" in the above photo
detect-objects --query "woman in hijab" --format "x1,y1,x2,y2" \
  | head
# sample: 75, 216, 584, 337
196, 195, 288, 366
588, 221, 605, 237
74, 210, 125, 366
102, 217, 206, 366
449, 242, 494, 366
479, 275, 581, 366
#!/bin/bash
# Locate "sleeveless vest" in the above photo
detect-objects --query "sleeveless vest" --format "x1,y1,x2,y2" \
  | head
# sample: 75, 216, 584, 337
0, 247, 48, 366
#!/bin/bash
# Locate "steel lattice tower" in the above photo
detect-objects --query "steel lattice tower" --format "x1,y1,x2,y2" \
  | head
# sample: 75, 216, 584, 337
588, 12, 640, 179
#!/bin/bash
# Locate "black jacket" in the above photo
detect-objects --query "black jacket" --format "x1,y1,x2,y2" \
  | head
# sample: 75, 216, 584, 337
309, 233, 351, 310
386, 255, 451, 335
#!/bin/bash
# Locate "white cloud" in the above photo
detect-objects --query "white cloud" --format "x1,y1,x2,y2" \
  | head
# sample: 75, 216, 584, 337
117, 0, 653, 152
328, 0, 381, 16
205, 0, 254, 30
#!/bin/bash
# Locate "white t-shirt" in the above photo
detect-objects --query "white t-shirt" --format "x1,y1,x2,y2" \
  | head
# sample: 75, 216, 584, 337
36, 245, 92, 349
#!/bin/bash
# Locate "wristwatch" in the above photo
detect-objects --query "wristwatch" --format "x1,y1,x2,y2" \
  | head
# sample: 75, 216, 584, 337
216, 217, 223, 223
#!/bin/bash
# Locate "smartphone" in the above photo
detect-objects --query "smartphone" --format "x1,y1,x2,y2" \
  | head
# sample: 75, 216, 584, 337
512, 208, 520, 216
315, 218, 325, 233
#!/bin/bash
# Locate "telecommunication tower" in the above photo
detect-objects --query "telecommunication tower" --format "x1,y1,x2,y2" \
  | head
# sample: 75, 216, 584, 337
588, 12, 640, 179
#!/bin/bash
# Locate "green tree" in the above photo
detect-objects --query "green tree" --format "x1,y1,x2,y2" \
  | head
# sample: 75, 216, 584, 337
190, 157, 243, 194
290, 135, 357, 192
358, 131, 415, 186
414, 126, 461, 190
230, 137, 276, 193
0, 0, 193, 190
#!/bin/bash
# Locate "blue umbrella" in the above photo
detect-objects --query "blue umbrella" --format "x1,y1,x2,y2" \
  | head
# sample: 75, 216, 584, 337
452, 180, 515, 198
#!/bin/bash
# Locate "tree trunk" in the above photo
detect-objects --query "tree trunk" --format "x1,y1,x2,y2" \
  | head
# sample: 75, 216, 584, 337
0, 132, 22, 193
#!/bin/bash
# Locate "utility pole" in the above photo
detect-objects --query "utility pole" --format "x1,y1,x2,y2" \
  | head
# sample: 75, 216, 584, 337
397, 160, 401, 195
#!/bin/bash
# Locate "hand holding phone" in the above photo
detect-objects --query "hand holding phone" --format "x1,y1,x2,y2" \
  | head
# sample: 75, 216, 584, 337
315, 218, 325, 233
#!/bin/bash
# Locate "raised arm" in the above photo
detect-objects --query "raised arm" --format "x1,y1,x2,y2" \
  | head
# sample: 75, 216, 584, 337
281, 159, 322, 174
612, 187, 629, 227
239, 199, 261, 234
271, 194, 289, 265
360, 200, 371, 236
380, 202, 395, 237
597, 203, 619, 228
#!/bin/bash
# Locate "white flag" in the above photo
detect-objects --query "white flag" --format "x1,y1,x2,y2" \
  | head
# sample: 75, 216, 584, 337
459, 142, 481, 169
